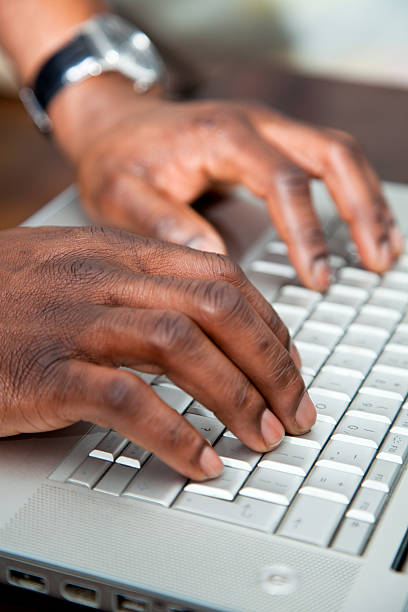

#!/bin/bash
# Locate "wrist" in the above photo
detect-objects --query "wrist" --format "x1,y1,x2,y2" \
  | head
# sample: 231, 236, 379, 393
49, 71, 165, 161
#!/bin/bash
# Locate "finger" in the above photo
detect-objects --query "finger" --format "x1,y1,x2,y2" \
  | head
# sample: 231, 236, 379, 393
59, 360, 223, 480
195, 115, 331, 290
85, 172, 226, 254
74, 226, 294, 354
247, 108, 403, 271
80, 275, 314, 435
76, 306, 285, 450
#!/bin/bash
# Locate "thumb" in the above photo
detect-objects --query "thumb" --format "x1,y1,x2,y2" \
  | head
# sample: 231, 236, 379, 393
90, 173, 227, 254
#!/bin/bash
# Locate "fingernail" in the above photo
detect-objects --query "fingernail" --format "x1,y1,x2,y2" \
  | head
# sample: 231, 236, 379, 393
313, 257, 331, 291
186, 236, 226, 254
289, 340, 301, 369
199, 445, 223, 478
296, 392, 317, 431
390, 226, 405, 256
261, 409, 284, 449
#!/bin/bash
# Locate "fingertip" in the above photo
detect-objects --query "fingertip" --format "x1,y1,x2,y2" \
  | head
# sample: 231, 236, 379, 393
261, 409, 285, 450
199, 445, 224, 479
186, 234, 227, 254
295, 392, 317, 432
312, 257, 331, 292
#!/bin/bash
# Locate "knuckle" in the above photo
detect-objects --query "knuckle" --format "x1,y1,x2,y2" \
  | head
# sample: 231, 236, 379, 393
232, 377, 264, 416
275, 163, 308, 192
199, 279, 245, 323
268, 351, 304, 394
164, 417, 201, 453
328, 130, 363, 163
149, 311, 196, 354
208, 253, 247, 287
193, 106, 246, 132
101, 374, 138, 418
298, 224, 327, 249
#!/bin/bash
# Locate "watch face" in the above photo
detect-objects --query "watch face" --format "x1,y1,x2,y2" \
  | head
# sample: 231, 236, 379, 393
94, 15, 164, 87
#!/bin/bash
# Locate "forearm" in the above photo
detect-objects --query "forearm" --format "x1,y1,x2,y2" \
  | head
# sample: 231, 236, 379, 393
0, 0, 108, 83
0, 0, 162, 161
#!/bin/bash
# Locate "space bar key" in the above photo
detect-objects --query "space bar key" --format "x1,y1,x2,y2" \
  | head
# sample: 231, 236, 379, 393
277, 495, 345, 547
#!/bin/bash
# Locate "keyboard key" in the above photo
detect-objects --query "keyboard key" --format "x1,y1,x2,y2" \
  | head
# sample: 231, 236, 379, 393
153, 385, 193, 414
308, 303, 355, 329
376, 347, 408, 371
367, 287, 408, 312
377, 432, 408, 464
311, 367, 362, 401
186, 400, 215, 419
388, 326, 408, 352
391, 410, 408, 435
123, 456, 187, 506
245, 270, 282, 301
362, 459, 401, 493
250, 260, 296, 278
325, 284, 368, 309
89, 431, 128, 462
259, 439, 318, 477
264, 240, 287, 255
93, 463, 138, 496
346, 488, 387, 523
353, 305, 400, 333
308, 389, 349, 424
296, 343, 329, 376
184, 466, 248, 501
116, 443, 151, 469
120, 367, 157, 385
332, 518, 373, 555
272, 303, 307, 335
278, 495, 345, 546
286, 421, 334, 450
347, 393, 401, 424
184, 414, 225, 445
361, 366, 408, 401
329, 254, 347, 269
277, 286, 321, 310
337, 267, 379, 289
300, 467, 361, 504
333, 415, 388, 448
295, 321, 343, 350
174, 491, 286, 533
214, 436, 262, 471
152, 374, 177, 387
381, 270, 408, 292
317, 440, 375, 475
240, 467, 303, 505
340, 324, 388, 356
67, 456, 111, 489
325, 345, 375, 378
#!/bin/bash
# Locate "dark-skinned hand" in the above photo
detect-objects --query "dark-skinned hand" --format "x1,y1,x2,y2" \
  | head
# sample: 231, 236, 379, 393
50, 73, 404, 292
0, 226, 315, 479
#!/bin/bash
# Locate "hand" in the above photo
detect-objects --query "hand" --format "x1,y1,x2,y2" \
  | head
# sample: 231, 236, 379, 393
50, 74, 404, 293
0, 226, 315, 479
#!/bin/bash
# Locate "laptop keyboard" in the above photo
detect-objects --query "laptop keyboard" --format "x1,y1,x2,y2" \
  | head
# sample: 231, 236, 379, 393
56, 225, 408, 557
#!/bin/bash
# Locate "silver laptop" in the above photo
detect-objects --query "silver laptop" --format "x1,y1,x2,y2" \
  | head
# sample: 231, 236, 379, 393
1, 181, 407, 612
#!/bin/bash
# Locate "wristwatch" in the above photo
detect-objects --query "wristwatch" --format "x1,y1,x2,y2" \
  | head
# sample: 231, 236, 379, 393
20, 14, 165, 133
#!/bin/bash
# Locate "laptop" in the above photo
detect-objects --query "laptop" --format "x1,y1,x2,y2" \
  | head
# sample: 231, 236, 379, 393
1, 180, 407, 612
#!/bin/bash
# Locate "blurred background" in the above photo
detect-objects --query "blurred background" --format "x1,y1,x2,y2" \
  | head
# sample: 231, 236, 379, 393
0, 0, 407, 229
2, 0, 408, 93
